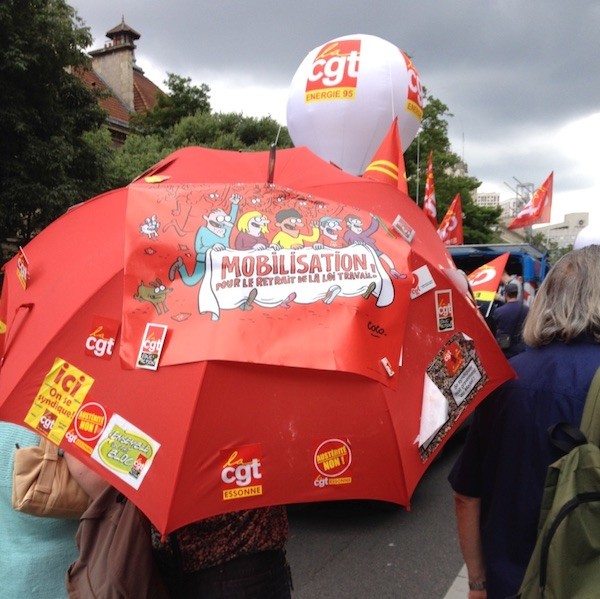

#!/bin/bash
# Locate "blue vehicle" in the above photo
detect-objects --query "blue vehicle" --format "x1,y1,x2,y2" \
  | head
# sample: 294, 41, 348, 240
448, 243, 550, 308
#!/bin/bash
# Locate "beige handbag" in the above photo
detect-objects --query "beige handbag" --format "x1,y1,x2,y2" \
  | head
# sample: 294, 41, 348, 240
12, 436, 91, 519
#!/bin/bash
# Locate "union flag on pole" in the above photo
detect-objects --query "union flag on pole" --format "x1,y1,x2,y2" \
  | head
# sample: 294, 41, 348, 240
422, 151, 437, 227
467, 252, 510, 304
507, 172, 554, 230
437, 194, 463, 245
363, 117, 409, 194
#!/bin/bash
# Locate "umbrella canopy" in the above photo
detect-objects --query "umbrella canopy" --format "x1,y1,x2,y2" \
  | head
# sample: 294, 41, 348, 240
0, 147, 513, 535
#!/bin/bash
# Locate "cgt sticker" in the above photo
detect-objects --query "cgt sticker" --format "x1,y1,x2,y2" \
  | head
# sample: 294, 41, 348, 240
435, 290, 455, 332
410, 265, 436, 299
16, 247, 29, 289
313, 438, 353, 488
220, 444, 264, 501
136, 323, 168, 370
85, 316, 120, 360
92, 414, 160, 489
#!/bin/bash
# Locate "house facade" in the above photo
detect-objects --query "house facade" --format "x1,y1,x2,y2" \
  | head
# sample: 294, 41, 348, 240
76, 19, 162, 145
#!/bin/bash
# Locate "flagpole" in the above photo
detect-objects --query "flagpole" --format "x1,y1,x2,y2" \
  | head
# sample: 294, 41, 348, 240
415, 129, 421, 206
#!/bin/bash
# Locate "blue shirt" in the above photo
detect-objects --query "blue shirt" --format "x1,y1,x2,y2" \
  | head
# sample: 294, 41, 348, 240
448, 338, 600, 599
493, 300, 529, 357
0, 423, 79, 598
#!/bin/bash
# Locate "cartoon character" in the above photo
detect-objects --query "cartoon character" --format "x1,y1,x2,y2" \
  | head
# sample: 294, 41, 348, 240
162, 192, 196, 237
134, 279, 173, 315
140, 214, 160, 239
129, 454, 147, 479
235, 210, 271, 250
271, 208, 319, 250
168, 194, 241, 285
318, 216, 344, 248
343, 214, 401, 278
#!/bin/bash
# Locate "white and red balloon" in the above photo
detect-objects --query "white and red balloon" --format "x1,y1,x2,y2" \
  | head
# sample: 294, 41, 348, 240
286, 34, 423, 175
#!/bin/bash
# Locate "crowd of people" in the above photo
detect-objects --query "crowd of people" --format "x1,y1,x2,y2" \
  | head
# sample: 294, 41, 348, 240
1, 225, 598, 598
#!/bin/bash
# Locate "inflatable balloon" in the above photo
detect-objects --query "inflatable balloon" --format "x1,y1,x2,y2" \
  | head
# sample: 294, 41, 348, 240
286, 34, 423, 176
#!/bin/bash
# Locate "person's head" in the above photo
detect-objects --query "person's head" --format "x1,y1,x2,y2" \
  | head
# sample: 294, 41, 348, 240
504, 282, 519, 301
522, 246, 600, 348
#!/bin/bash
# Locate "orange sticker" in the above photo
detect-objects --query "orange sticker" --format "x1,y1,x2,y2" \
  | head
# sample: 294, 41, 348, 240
313, 438, 353, 488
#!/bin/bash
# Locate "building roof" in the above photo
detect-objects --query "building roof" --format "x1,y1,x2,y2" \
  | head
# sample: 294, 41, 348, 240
106, 19, 141, 41
75, 67, 131, 125
133, 67, 162, 114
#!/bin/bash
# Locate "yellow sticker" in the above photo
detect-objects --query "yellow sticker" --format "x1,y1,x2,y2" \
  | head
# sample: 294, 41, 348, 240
25, 358, 94, 445
144, 175, 170, 184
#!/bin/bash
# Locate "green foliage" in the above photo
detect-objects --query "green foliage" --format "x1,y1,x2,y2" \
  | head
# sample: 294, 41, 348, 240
527, 232, 571, 264
404, 91, 502, 244
0, 0, 109, 261
132, 73, 211, 134
110, 134, 174, 188
110, 109, 292, 187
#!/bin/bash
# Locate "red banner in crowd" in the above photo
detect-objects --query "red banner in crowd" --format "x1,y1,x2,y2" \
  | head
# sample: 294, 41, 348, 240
437, 194, 463, 245
508, 172, 553, 230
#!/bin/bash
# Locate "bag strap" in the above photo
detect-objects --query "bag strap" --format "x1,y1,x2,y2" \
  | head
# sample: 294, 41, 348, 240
580, 365, 600, 446
35, 437, 60, 495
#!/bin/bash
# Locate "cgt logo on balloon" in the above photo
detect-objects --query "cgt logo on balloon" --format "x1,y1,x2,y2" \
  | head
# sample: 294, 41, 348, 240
287, 34, 423, 174
305, 39, 361, 103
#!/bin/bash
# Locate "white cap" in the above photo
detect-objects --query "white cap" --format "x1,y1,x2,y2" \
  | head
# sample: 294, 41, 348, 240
573, 224, 600, 250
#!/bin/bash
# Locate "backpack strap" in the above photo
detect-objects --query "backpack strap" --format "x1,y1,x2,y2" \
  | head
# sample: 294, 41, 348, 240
548, 365, 600, 453
548, 422, 587, 454
580, 365, 600, 446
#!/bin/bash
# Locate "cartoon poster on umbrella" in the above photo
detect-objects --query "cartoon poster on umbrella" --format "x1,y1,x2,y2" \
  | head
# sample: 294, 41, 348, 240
120, 183, 412, 386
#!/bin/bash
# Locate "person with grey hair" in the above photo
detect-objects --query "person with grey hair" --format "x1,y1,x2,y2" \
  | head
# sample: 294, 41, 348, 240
448, 245, 600, 599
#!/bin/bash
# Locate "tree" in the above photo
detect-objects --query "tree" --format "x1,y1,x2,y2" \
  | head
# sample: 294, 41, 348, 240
404, 92, 502, 243
110, 109, 292, 188
0, 0, 110, 262
132, 73, 211, 134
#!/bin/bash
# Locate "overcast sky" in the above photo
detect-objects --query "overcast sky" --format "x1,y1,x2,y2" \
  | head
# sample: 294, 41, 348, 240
70, 0, 600, 224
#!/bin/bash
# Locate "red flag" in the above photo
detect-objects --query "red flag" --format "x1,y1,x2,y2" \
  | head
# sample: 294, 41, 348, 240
507, 172, 554, 230
467, 253, 510, 304
363, 117, 409, 194
437, 194, 463, 245
422, 151, 437, 227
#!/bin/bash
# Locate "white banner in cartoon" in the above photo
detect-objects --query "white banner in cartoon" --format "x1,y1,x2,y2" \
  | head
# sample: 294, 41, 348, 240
199, 245, 394, 319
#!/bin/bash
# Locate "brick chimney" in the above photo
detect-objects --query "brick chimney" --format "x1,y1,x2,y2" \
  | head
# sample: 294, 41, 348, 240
89, 17, 141, 111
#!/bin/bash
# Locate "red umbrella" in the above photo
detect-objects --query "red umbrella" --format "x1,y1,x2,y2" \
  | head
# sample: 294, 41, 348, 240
0, 147, 513, 535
